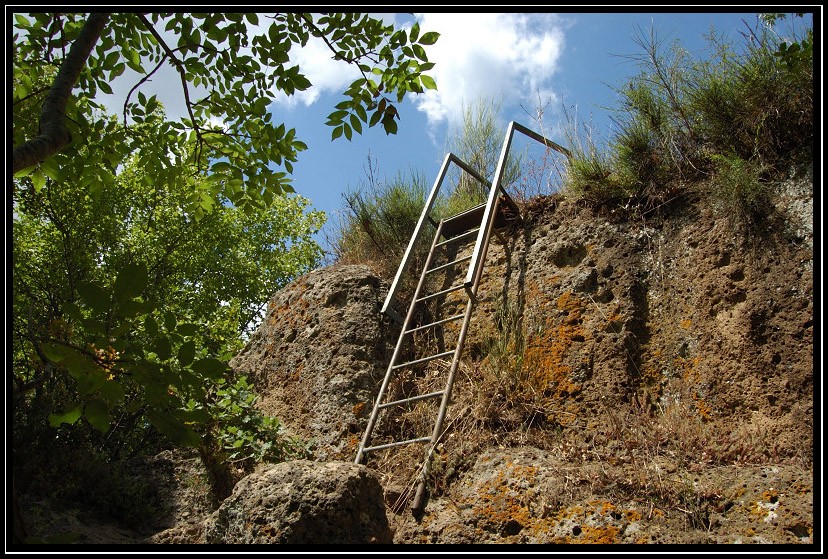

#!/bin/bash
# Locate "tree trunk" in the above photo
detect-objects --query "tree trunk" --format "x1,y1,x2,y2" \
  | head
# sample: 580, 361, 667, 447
12, 13, 110, 174
13, 482, 27, 545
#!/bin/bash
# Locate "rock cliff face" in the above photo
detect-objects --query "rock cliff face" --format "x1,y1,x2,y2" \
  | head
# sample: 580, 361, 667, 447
229, 265, 397, 460
46, 165, 809, 546
224, 164, 812, 545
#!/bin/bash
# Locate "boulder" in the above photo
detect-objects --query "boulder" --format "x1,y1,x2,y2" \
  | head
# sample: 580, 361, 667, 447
230, 264, 396, 460
203, 460, 392, 544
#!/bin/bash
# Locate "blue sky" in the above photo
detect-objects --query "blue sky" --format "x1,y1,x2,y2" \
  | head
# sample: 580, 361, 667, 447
95, 11, 813, 254
263, 11, 812, 254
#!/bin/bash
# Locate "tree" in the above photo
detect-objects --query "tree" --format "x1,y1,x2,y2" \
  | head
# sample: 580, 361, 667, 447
12, 12, 439, 213
13, 107, 324, 492
10, 12, 440, 508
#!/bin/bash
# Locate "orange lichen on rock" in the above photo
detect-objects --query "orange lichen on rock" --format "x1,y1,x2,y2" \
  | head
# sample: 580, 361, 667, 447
517, 291, 586, 424
676, 355, 712, 421
472, 464, 538, 535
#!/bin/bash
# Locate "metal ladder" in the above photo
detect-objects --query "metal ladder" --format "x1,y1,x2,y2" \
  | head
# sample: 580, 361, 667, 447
354, 122, 570, 513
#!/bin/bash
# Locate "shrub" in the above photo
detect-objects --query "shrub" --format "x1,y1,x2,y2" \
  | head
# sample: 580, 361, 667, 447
708, 154, 771, 228
563, 14, 812, 216
331, 165, 431, 275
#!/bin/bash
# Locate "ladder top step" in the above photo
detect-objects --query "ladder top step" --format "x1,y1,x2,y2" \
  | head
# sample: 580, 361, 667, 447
440, 197, 520, 239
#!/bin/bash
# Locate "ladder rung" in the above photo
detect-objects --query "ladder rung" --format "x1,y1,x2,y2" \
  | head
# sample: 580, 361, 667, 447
426, 254, 472, 275
405, 313, 465, 335
435, 227, 480, 248
416, 283, 465, 303
362, 437, 432, 453
392, 350, 455, 370
378, 390, 445, 409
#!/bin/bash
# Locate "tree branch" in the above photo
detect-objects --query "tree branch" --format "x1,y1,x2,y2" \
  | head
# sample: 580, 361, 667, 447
135, 14, 205, 167
12, 13, 110, 174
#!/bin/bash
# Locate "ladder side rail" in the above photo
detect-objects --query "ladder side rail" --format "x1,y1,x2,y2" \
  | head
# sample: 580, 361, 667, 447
465, 121, 572, 288
381, 153, 453, 320
511, 120, 573, 159
448, 153, 491, 190
411, 197, 499, 511
410, 289, 478, 511
383, 152, 493, 319
464, 122, 517, 288
471, 196, 500, 294
356, 221, 446, 464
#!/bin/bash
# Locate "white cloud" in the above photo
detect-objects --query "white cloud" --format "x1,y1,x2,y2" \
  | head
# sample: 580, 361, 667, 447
271, 34, 362, 108
271, 13, 400, 108
93, 13, 566, 133
411, 13, 566, 129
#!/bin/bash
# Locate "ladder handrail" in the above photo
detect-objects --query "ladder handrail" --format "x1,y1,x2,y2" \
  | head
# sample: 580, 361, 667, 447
464, 121, 571, 288
381, 153, 490, 321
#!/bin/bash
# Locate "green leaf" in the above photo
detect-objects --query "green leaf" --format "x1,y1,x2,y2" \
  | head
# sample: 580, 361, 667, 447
77, 282, 111, 314
383, 118, 398, 135
31, 169, 46, 192
119, 299, 148, 318
13, 166, 34, 179
40, 157, 60, 181
369, 109, 382, 127
153, 335, 172, 361
62, 302, 84, 321
48, 404, 83, 427
127, 48, 142, 71
175, 407, 212, 424
85, 399, 111, 433
146, 408, 201, 447
350, 113, 362, 134
75, 368, 108, 394
331, 125, 343, 140
98, 378, 126, 406
66, 353, 105, 380
114, 262, 148, 301
177, 323, 199, 336
413, 44, 428, 62
178, 340, 196, 366
164, 311, 177, 332
41, 342, 75, 363
144, 315, 159, 337
191, 358, 228, 380
104, 50, 120, 68
418, 31, 440, 45
421, 74, 437, 90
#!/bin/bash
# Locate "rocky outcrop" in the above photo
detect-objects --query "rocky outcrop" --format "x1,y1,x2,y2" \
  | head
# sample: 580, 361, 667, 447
230, 264, 396, 460
203, 460, 392, 544
142, 165, 812, 546
391, 447, 813, 544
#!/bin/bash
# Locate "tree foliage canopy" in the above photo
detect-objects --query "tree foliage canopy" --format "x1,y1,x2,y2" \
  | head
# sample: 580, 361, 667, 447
11, 12, 439, 460
12, 12, 439, 213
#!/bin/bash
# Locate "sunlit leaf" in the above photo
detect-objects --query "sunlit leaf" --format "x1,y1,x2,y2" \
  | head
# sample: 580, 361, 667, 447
48, 404, 83, 427
421, 74, 437, 90
85, 399, 111, 433
418, 31, 439, 45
